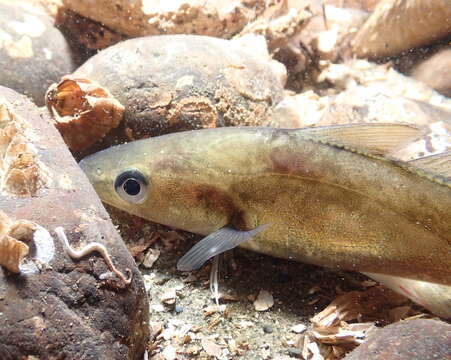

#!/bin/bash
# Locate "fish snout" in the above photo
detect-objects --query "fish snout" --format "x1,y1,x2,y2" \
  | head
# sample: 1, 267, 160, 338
78, 154, 112, 201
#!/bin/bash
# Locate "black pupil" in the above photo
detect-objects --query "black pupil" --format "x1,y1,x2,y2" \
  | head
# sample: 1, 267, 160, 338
123, 178, 141, 196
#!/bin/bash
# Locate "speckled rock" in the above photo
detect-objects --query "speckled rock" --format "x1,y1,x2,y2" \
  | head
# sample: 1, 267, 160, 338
0, 1, 75, 105
0, 86, 149, 360
344, 318, 451, 360
57, 35, 285, 153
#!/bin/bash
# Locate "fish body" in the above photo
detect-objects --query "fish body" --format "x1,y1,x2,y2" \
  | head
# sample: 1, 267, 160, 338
80, 126, 451, 314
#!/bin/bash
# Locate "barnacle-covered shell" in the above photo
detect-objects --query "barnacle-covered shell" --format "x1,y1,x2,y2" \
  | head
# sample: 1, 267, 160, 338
46, 76, 125, 151
0, 1, 75, 105
0, 103, 48, 197
0, 235, 28, 273
0, 211, 34, 273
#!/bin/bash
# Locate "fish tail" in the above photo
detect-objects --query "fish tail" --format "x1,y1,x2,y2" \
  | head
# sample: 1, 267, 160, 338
364, 272, 451, 319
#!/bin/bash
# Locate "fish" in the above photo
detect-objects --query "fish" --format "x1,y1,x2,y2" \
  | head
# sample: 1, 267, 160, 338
79, 124, 451, 317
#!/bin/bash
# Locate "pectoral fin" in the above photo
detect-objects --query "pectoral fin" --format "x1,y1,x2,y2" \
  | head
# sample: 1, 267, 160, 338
301, 123, 423, 155
177, 224, 270, 272
409, 152, 451, 178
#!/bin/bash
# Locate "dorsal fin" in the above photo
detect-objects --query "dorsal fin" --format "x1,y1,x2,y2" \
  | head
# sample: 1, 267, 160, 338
409, 152, 451, 178
299, 123, 423, 156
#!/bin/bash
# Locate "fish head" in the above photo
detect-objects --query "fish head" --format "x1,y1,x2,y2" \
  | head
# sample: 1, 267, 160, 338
79, 133, 230, 234
79, 140, 155, 217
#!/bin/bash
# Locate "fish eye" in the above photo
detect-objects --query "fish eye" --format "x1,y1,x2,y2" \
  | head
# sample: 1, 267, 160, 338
114, 168, 149, 204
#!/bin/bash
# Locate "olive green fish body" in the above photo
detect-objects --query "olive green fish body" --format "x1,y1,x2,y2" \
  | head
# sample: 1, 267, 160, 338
81, 127, 451, 285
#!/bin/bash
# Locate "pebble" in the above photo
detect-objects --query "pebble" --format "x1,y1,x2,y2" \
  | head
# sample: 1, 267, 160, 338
174, 305, 184, 313
203, 304, 226, 316
238, 320, 254, 328
142, 274, 154, 292
291, 324, 307, 334
142, 248, 161, 268
151, 304, 165, 312
154, 274, 171, 285
287, 347, 302, 356
162, 344, 176, 360
201, 338, 223, 358
263, 324, 274, 334
261, 348, 271, 359
160, 288, 177, 306
254, 290, 274, 311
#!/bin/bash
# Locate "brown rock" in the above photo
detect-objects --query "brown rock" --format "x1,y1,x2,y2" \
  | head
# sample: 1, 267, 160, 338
55, 9, 127, 52
352, 0, 451, 59
0, 86, 149, 360
62, 0, 266, 38
0, 1, 75, 105
344, 318, 451, 360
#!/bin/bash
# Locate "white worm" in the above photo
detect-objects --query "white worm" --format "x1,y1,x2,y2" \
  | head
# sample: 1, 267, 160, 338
54, 226, 132, 285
